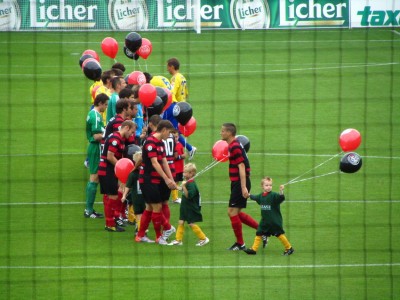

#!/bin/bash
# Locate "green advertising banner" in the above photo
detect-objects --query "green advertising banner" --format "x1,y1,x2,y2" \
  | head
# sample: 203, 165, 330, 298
2, 0, 398, 31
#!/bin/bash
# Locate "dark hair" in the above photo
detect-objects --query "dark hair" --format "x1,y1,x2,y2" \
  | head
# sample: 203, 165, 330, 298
116, 98, 130, 114
149, 114, 161, 127
112, 62, 126, 73
112, 69, 123, 77
119, 87, 134, 99
111, 76, 123, 90
143, 72, 152, 83
93, 93, 109, 106
156, 120, 175, 132
131, 85, 140, 99
101, 70, 114, 85
222, 123, 237, 136
167, 58, 180, 70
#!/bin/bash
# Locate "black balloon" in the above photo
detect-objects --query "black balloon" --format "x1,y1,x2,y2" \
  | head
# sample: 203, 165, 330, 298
124, 144, 141, 160
156, 86, 168, 106
79, 54, 93, 67
123, 46, 134, 60
147, 96, 164, 117
236, 135, 250, 153
173, 102, 193, 125
340, 152, 362, 173
125, 32, 142, 53
83, 60, 102, 81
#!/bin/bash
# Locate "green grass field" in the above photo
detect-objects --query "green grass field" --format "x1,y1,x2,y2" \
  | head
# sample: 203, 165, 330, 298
0, 28, 399, 299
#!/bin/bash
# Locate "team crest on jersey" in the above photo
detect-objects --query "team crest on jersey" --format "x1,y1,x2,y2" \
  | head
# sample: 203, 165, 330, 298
147, 145, 153, 151
112, 140, 118, 146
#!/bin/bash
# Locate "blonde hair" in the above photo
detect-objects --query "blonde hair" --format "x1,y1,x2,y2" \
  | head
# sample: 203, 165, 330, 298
261, 176, 272, 185
132, 152, 142, 171
184, 163, 197, 175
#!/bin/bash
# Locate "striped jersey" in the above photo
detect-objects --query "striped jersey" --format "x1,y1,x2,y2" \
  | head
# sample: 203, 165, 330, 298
139, 135, 166, 184
228, 138, 250, 182
98, 131, 125, 176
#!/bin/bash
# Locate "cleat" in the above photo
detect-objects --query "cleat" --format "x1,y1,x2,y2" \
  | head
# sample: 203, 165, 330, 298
188, 146, 197, 161
156, 237, 168, 245
168, 240, 183, 246
173, 198, 181, 204
84, 159, 89, 168
227, 242, 246, 251
135, 235, 155, 243
262, 235, 268, 248
84, 210, 104, 219
115, 217, 126, 227
161, 225, 176, 240
105, 226, 125, 232
244, 248, 257, 255
196, 237, 210, 247
283, 247, 294, 256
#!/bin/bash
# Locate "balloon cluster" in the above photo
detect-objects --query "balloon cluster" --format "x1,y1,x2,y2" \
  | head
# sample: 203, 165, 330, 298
212, 135, 250, 162
124, 32, 152, 61
339, 128, 362, 173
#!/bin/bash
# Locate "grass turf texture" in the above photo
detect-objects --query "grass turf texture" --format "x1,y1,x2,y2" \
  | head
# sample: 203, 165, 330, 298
0, 29, 399, 299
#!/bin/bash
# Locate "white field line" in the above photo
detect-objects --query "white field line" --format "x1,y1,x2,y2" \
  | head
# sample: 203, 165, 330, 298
392, 30, 400, 36
0, 152, 398, 159
1, 262, 399, 270
0, 200, 399, 206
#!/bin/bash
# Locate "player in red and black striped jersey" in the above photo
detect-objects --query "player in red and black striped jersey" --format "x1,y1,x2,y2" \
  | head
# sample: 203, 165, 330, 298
136, 120, 177, 244
220, 123, 259, 251
98, 120, 136, 232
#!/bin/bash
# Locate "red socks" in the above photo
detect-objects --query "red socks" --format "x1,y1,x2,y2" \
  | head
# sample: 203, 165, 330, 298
162, 203, 170, 222
151, 212, 163, 239
239, 212, 259, 229
137, 210, 152, 237
230, 215, 244, 245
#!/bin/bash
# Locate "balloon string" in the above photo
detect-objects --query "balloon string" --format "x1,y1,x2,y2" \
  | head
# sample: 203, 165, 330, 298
191, 157, 227, 180
285, 171, 340, 185
284, 151, 343, 185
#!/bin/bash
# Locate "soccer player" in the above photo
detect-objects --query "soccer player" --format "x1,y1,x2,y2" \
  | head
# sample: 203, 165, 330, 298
106, 76, 126, 123
136, 120, 177, 244
84, 93, 109, 219
244, 177, 294, 256
167, 57, 188, 102
168, 163, 209, 247
220, 123, 259, 251
171, 130, 186, 204
95, 70, 114, 124
98, 120, 136, 232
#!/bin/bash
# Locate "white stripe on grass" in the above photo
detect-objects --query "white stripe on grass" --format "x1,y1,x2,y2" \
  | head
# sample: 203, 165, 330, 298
1, 262, 399, 270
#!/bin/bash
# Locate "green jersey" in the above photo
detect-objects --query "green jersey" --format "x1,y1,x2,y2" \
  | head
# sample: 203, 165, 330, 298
106, 92, 119, 123
86, 109, 104, 143
250, 191, 286, 236
180, 179, 203, 223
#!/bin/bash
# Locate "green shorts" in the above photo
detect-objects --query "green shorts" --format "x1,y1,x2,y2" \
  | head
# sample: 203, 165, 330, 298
87, 142, 101, 174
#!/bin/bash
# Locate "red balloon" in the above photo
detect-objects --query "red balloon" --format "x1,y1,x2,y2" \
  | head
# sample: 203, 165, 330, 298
212, 140, 229, 162
178, 117, 197, 137
101, 37, 119, 59
128, 71, 146, 85
339, 128, 361, 152
139, 84, 157, 107
136, 38, 152, 59
162, 88, 172, 112
114, 158, 134, 184
82, 49, 100, 62
81, 57, 99, 70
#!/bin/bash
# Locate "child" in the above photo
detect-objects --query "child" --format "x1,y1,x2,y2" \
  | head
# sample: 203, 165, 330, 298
244, 177, 294, 256
168, 163, 209, 246
171, 130, 186, 204
121, 152, 149, 240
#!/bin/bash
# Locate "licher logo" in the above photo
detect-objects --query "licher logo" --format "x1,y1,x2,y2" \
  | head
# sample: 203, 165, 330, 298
347, 153, 361, 165
279, 0, 348, 27
230, 0, 270, 29
108, 0, 148, 30
0, 0, 21, 30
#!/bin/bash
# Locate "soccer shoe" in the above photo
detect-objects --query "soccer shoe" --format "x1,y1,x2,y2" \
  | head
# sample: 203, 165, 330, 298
227, 242, 246, 251
84, 210, 104, 219
156, 237, 168, 245
244, 248, 257, 255
114, 217, 126, 227
262, 235, 268, 248
161, 225, 176, 240
283, 247, 295, 256
172, 198, 181, 204
135, 235, 155, 243
105, 226, 125, 232
196, 237, 210, 247
188, 146, 197, 161
168, 240, 183, 246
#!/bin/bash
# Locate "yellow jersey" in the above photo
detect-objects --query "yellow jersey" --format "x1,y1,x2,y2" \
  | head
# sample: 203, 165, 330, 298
89, 80, 102, 104
95, 86, 112, 124
170, 72, 188, 102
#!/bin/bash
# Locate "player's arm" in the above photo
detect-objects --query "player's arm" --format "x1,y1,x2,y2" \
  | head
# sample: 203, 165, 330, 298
107, 151, 118, 166
151, 157, 176, 189
238, 162, 249, 198
93, 132, 103, 141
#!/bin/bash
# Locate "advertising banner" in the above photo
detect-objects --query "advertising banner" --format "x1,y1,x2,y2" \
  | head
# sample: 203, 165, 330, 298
0, 0, 398, 31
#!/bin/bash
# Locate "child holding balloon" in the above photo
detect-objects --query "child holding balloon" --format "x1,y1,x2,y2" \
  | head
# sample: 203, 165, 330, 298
244, 177, 294, 256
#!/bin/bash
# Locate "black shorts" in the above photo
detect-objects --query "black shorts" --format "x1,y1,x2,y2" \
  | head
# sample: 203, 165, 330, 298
175, 172, 183, 182
99, 170, 119, 196
229, 178, 251, 208
140, 181, 171, 204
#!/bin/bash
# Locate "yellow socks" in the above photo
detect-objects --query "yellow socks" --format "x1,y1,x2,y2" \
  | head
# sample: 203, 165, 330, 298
277, 234, 292, 250
171, 189, 179, 201
191, 224, 206, 240
250, 236, 262, 251
128, 205, 135, 223
175, 224, 185, 241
